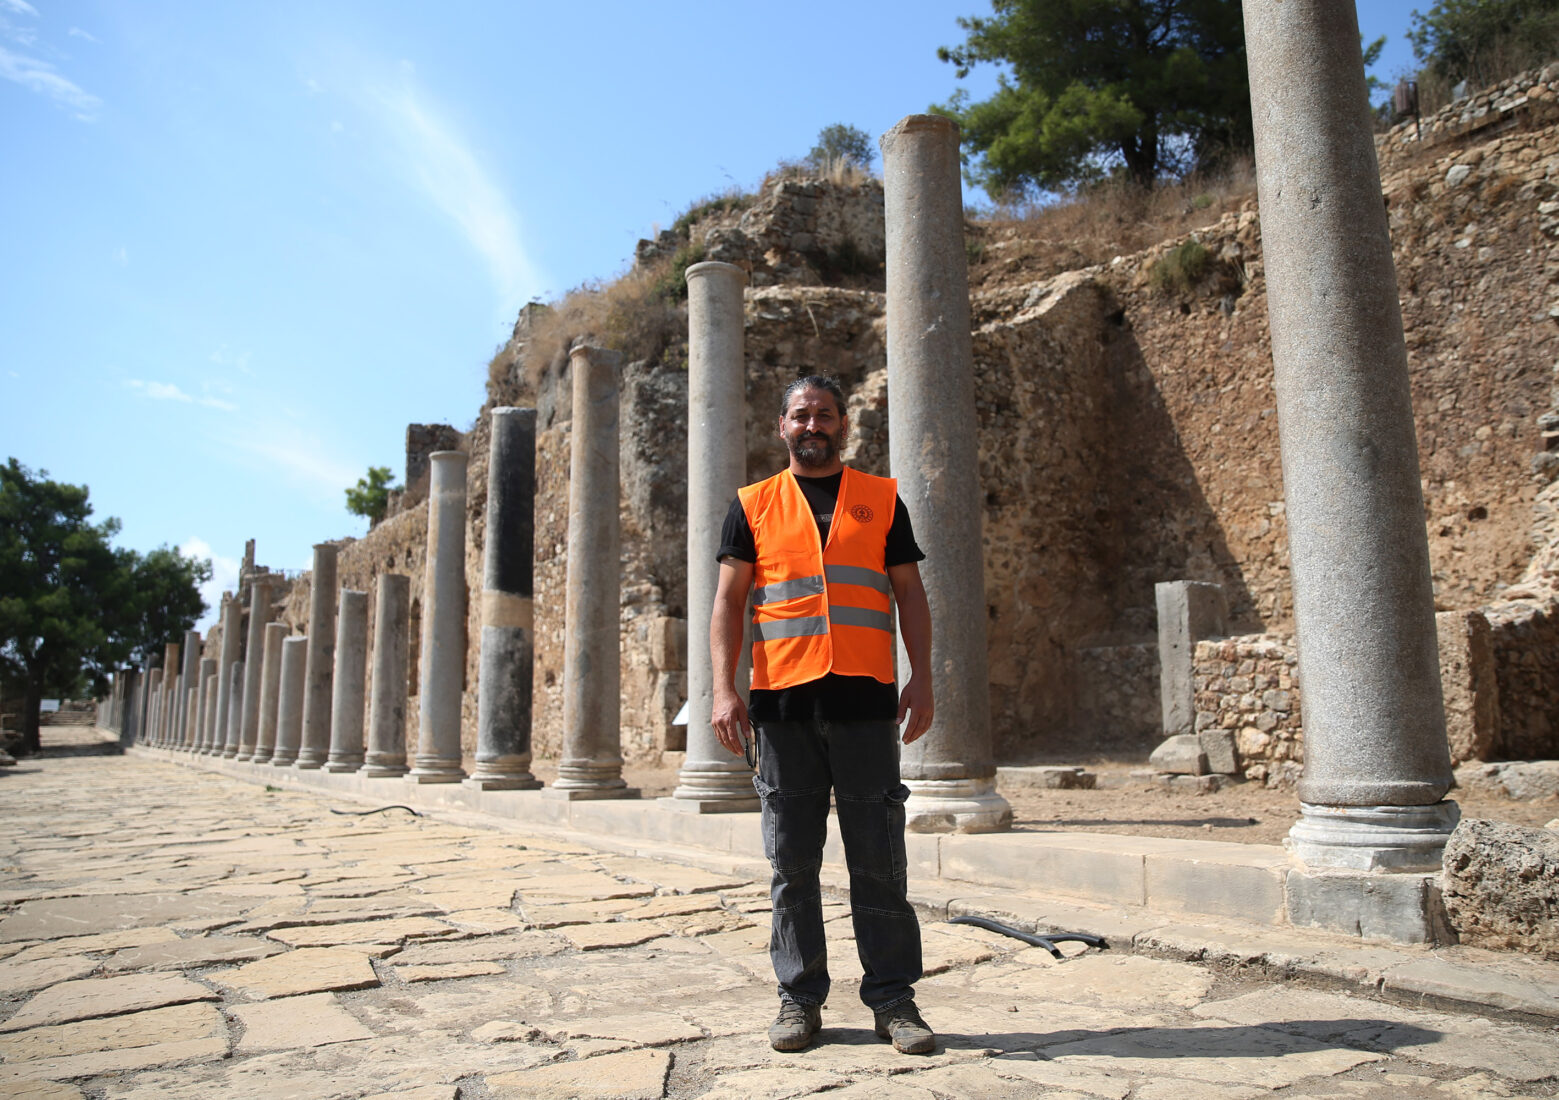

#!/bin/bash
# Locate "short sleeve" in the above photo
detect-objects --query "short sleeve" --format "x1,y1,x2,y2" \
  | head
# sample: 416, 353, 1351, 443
884, 494, 925, 567
718, 497, 756, 563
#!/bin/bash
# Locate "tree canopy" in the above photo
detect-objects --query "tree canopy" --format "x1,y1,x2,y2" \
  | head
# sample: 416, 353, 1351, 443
0, 458, 208, 752
807, 124, 875, 171
934, 0, 1251, 195
345, 465, 401, 528
1408, 0, 1559, 89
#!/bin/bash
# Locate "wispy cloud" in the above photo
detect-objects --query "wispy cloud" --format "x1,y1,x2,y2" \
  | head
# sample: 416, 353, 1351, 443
365, 74, 540, 315
208, 345, 252, 375
227, 428, 361, 507
179, 537, 240, 630
112, 245, 128, 267
125, 378, 238, 411
0, 0, 40, 16
0, 44, 101, 120
67, 26, 99, 44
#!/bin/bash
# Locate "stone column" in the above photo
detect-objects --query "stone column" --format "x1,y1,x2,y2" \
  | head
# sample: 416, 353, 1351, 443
325, 589, 369, 772
550, 346, 635, 800
669, 262, 758, 811
201, 674, 218, 758
184, 686, 199, 748
296, 544, 338, 769
1246, 0, 1456, 870
271, 636, 308, 767
467, 408, 543, 790
120, 669, 141, 746
211, 595, 241, 756
178, 629, 200, 749
363, 574, 411, 778
142, 668, 161, 745
237, 580, 271, 761
159, 642, 179, 746
224, 661, 244, 755
880, 114, 1011, 833
254, 624, 287, 764
1151, 581, 1230, 771
195, 658, 216, 755
408, 451, 468, 783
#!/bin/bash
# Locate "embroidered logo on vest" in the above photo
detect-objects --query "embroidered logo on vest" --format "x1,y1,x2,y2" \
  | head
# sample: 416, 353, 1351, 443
849, 504, 875, 523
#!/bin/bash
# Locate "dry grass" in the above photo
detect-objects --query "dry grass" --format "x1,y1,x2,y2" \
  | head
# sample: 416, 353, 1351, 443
965, 158, 1258, 289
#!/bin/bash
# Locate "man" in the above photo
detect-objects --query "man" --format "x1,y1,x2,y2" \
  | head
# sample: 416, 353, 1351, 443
710, 374, 936, 1055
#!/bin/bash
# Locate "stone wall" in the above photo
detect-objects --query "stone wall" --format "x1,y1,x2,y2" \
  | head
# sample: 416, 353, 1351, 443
1193, 635, 1303, 787
1484, 597, 1559, 759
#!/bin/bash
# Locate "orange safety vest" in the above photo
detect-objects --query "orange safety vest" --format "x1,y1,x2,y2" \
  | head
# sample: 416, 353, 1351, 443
738, 466, 897, 690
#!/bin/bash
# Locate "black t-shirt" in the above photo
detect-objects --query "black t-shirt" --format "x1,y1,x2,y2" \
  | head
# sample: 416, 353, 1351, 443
717, 470, 925, 722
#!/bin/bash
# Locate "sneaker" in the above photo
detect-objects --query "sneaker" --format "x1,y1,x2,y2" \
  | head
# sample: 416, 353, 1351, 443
874, 1000, 935, 1054
768, 999, 822, 1051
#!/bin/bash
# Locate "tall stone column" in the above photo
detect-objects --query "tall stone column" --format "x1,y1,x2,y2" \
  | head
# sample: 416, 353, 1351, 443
159, 642, 179, 747
195, 658, 216, 754
363, 574, 411, 778
201, 675, 217, 757
183, 686, 199, 748
468, 408, 542, 790
1246, 0, 1456, 870
296, 544, 338, 769
550, 346, 635, 800
254, 624, 287, 764
223, 661, 245, 755
120, 669, 141, 745
211, 595, 241, 756
271, 636, 308, 767
139, 667, 158, 745
669, 262, 758, 811
408, 451, 468, 783
237, 581, 271, 761
178, 630, 200, 749
880, 114, 1012, 833
325, 589, 369, 772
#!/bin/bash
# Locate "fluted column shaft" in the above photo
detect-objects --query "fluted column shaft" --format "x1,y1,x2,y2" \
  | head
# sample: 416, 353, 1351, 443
325, 589, 369, 772
272, 636, 308, 767
224, 661, 245, 752
254, 624, 287, 764
363, 574, 411, 777
1245, 0, 1456, 870
408, 452, 468, 782
237, 581, 270, 761
212, 595, 241, 755
178, 629, 200, 749
194, 658, 216, 755
880, 114, 1011, 833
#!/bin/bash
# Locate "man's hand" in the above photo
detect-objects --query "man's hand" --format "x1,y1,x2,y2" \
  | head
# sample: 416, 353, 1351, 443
712, 689, 751, 758
896, 676, 933, 744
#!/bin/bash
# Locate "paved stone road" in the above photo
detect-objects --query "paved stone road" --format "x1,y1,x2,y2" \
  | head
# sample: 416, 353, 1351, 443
1, 755, 1556, 1099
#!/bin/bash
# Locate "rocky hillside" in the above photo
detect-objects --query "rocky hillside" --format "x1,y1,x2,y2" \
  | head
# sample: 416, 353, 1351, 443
263, 65, 1559, 767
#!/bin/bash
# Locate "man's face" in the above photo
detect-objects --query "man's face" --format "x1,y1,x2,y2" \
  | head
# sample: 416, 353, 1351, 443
779, 386, 847, 470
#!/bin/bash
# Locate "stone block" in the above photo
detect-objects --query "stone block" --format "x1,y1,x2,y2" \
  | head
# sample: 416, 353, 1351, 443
649, 617, 687, 671
1148, 733, 1208, 775
1198, 728, 1239, 774
940, 833, 1147, 907
1156, 581, 1228, 737
1286, 868, 1451, 944
1441, 818, 1559, 957
1145, 844, 1288, 923
1435, 609, 1499, 764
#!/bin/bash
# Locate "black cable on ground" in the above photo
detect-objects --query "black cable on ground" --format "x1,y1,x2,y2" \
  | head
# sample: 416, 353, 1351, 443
949, 915, 1108, 959
329, 805, 422, 817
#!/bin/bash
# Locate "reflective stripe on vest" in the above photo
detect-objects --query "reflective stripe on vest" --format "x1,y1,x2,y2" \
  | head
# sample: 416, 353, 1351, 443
738, 466, 898, 689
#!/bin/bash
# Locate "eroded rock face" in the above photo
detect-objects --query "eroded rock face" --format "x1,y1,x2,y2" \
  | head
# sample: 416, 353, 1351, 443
1442, 818, 1559, 958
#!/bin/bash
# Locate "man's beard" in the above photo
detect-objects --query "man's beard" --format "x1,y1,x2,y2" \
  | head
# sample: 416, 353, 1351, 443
790, 430, 839, 469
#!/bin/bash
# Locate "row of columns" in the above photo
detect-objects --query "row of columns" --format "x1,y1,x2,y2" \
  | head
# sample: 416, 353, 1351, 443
123, 67, 1457, 867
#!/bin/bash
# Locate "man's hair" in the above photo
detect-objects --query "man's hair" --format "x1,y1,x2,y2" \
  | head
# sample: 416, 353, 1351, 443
779, 374, 847, 418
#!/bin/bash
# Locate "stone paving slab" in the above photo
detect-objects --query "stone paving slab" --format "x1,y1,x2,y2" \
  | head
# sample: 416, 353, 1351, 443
1, 750, 1556, 1098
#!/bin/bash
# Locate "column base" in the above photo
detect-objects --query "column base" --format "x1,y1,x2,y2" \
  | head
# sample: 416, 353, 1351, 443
544, 786, 641, 801
464, 774, 542, 791
251, 751, 274, 765
658, 794, 760, 814
406, 765, 465, 784
293, 759, 324, 771
361, 765, 409, 779
324, 758, 364, 773
903, 777, 1013, 834
1286, 800, 1461, 872
269, 754, 298, 767
234, 751, 255, 763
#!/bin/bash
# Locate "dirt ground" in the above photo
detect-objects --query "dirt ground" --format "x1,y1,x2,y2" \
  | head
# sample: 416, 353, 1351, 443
596, 760, 1559, 848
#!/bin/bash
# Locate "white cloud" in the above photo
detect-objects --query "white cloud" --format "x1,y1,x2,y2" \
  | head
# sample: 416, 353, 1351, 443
228, 429, 361, 507
366, 77, 540, 315
208, 344, 252, 374
0, 44, 100, 120
0, 0, 40, 16
67, 26, 98, 44
112, 245, 127, 266
180, 536, 240, 631
125, 378, 238, 411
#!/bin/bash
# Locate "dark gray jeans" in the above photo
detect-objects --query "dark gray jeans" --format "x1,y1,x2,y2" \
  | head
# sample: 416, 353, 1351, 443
753, 719, 922, 1011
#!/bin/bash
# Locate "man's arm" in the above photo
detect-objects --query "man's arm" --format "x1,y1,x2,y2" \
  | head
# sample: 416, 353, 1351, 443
710, 558, 755, 757
889, 561, 933, 744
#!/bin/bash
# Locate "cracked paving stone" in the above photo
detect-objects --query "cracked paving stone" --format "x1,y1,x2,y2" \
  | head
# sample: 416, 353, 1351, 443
0, 956, 100, 996
394, 960, 508, 983
265, 916, 462, 948
209, 946, 380, 999
543, 1011, 707, 1047
390, 930, 566, 966
0, 1037, 231, 1087
230, 991, 374, 1051
556, 920, 672, 951
104, 935, 286, 972
0, 894, 267, 942
0, 1002, 226, 1063
0, 974, 218, 1032
691, 1067, 849, 1100
485, 1047, 672, 1099
438, 907, 525, 933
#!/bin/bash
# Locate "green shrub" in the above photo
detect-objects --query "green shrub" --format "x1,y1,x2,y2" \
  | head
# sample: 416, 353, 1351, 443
670, 192, 752, 239
1149, 239, 1210, 293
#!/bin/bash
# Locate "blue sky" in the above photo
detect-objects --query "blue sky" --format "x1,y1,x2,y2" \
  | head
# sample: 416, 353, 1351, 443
2, 0, 1423, 630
